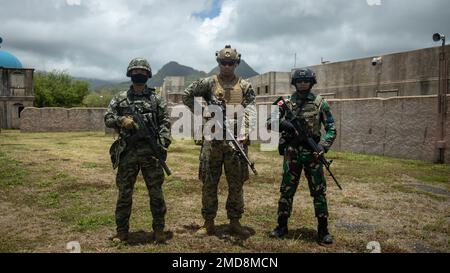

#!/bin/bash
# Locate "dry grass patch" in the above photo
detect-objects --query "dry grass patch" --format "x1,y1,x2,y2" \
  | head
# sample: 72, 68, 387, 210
0, 130, 449, 253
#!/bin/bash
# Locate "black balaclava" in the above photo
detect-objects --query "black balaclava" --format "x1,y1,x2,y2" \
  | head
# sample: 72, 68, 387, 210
131, 74, 148, 85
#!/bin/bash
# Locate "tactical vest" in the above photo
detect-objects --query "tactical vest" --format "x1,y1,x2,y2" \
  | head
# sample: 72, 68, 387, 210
212, 75, 244, 105
291, 94, 324, 137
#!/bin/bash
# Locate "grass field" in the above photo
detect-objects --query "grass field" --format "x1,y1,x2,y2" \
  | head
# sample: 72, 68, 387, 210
0, 130, 449, 253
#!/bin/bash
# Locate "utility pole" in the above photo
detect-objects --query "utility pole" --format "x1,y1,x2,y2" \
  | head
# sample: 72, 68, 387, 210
433, 33, 448, 163
294, 53, 297, 69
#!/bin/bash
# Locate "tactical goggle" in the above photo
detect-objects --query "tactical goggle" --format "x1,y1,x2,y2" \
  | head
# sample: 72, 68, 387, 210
219, 60, 237, 66
294, 78, 314, 83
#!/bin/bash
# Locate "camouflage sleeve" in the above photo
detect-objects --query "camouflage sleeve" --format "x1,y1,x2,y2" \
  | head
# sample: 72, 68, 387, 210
266, 98, 290, 131
239, 82, 257, 139
320, 100, 337, 151
104, 97, 122, 129
182, 79, 211, 112
157, 95, 172, 147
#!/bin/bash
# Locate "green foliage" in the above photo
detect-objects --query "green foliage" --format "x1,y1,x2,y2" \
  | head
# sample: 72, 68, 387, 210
34, 70, 90, 107
82, 89, 115, 107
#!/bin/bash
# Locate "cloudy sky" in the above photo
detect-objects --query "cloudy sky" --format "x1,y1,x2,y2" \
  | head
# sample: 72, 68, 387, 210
1, 0, 449, 81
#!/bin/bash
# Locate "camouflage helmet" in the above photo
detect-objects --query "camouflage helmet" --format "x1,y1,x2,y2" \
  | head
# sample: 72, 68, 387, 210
216, 45, 241, 65
126, 58, 152, 78
291, 68, 317, 86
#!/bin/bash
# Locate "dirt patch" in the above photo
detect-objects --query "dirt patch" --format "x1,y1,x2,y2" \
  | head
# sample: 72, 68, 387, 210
407, 184, 450, 197
334, 221, 378, 232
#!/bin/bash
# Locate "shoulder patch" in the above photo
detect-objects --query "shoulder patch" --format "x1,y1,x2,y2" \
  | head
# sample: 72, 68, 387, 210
314, 94, 324, 108
109, 99, 117, 108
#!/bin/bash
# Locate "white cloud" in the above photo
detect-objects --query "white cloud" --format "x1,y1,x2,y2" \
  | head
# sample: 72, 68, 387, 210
197, 1, 236, 49
66, 0, 81, 6
1, 0, 449, 81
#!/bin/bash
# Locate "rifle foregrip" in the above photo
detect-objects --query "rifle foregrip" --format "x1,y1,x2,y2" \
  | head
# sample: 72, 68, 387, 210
251, 166, 258, 175
161, 162, 172, 176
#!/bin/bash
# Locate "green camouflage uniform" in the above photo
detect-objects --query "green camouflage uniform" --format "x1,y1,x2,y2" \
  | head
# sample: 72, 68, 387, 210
182, 75, 256, 221
105, 86, 171, 233
275, 91, 336, 218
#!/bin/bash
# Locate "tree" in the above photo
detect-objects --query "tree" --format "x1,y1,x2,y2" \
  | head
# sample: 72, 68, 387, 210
82, 89, 115, 107
34, 70, 90, 108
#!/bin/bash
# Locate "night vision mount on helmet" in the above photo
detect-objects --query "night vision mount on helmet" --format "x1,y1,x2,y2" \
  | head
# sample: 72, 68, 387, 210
216, 45, 241, 65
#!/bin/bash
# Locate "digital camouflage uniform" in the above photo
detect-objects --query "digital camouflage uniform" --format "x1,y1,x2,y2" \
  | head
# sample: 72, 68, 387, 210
276, 91, 337, 219
105, 87, 171, 233
182, 75, 256, 221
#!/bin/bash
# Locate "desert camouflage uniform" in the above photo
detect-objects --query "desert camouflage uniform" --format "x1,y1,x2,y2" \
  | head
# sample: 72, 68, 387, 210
182, 75, 256, 221
105, 86, 171, 233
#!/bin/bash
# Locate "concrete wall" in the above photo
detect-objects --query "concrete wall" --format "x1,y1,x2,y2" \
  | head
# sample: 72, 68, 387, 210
254, 94, 450, 164
20, 107, 106, 132
18, 94, 450, 163
328, 95, 450, 163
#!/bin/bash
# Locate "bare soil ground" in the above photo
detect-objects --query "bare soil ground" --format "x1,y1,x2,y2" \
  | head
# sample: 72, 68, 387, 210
0, 130, 448, 253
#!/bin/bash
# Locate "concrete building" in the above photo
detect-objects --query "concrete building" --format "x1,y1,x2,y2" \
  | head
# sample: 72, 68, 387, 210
0, 41, 35, 129
160, 76, 185, 106
248, 45, 450, 102
246, 72, 293, 103
310, 45, 450, 99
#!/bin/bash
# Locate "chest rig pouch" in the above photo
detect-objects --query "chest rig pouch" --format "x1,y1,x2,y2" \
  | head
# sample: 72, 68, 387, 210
212, 75, 244, 105
291, 95, 323, 139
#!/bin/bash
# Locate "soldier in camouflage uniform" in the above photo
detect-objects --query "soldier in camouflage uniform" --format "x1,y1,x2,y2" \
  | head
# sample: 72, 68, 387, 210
182, 45, 256, 236
104, 58, 171, 244
269, 68, 337, 245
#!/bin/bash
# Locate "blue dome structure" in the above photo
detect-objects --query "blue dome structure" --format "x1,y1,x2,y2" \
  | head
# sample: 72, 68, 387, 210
0, 50, 23, 69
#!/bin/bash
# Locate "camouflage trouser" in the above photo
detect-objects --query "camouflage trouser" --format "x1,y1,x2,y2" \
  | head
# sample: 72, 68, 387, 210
115, 146, 166, 233
277, 146, 328, 218
199, 140, 249, 221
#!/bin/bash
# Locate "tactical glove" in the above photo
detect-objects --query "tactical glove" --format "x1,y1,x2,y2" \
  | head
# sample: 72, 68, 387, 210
119, 116, 137, 130
318, 142, 328, 153
314, 142, 326, 160
161, 138, 171, 149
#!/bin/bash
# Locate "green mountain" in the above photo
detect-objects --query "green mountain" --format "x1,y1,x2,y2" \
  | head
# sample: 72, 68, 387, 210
73, 77, 123, 91
147, 61, 207, 88
89, 60, 259, 92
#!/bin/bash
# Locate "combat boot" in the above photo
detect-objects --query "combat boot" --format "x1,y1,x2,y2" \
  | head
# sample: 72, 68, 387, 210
270, 215, 289, 238
111, 231, 128, 243
197, 219, 215, 236
317, 217, 333, 245
154, 229, 166, 244
229, 219, 250, 237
